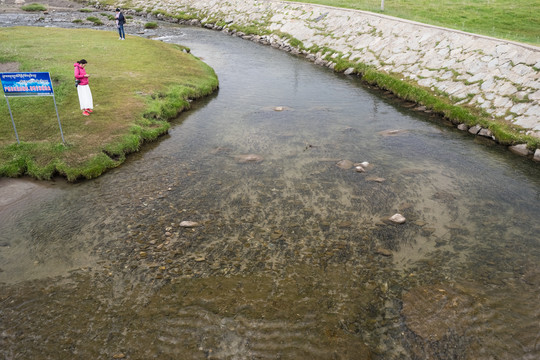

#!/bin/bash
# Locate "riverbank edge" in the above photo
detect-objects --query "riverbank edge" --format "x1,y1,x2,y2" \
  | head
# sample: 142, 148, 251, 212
0, 27, 219, 182
92, 0, 540, 162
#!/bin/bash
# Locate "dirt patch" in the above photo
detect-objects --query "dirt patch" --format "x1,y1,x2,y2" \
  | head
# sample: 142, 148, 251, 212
0, 61, 20, 72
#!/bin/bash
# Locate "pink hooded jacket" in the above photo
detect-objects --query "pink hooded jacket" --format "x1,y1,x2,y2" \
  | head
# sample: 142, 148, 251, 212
74, 62, 89, 86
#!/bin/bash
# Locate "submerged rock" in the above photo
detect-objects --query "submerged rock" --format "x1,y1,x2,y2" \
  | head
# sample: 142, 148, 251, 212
378, 129, 408, 136
375, 247, 392, 256
401, 284, 476, 340
336, 159, 354, 169
235, 154, 264, 163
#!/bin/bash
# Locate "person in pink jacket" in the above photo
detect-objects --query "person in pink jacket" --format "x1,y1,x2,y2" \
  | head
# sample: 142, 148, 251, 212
74, 59, 93, 116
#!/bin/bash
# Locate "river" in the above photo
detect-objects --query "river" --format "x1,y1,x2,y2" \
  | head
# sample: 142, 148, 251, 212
1, 18, 539, 359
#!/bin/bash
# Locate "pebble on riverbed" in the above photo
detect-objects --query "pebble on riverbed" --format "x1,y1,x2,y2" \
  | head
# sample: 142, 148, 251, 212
389, 213, 406, 224
180, 221, 200, 228
354, 161, 370, 173
366, 177, 385, 182
336, 159, 354, 169
375, 247, 393, 256
378, 129, 408, 136
235, 154, 264, 163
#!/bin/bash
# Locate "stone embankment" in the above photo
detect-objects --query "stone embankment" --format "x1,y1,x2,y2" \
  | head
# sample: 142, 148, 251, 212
101, 0, 540, 160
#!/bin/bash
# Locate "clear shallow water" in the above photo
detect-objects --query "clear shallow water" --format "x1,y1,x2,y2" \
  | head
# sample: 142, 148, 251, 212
1, 22, 539, 359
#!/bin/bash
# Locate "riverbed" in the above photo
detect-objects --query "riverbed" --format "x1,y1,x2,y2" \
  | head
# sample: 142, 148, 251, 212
1, 13, 539, 359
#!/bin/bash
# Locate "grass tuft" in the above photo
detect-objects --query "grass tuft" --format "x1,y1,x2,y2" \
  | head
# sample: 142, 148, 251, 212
144, 22, 158, 29
86, 16, 104, 25
21, 3, 47, 12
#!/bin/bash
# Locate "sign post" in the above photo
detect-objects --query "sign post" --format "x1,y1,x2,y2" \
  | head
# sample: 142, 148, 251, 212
0, 72, 65, 144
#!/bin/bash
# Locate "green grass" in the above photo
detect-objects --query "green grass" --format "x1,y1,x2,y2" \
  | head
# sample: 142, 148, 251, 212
102, 13, 116, 21
291, 0, 540, 45
0, 27, 218, 181
21, 3, 47, 12
86, 16, 104, 25
144, 22, 158, 29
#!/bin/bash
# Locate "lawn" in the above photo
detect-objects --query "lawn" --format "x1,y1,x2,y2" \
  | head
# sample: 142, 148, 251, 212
291, 0, 540, 45
0, 27, 218, 181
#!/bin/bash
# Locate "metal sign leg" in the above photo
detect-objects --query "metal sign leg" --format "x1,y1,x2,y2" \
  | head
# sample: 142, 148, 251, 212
4, 96, 20, 144
52, 94, 65, 144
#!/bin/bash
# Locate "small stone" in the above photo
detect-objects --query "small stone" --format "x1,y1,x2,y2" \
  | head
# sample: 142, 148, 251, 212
336, 159, 354, 169
379, 129, 407, 136
366, 177, 385, 182
195, 256, 206, 262
180, 221, 199, 228
338, 221, 352, 228
274, 106, 284, 111
509, 144, 530, 157
355, 166, 365, 172
468, 125, 481, 135
236, 154, 264, 163
478, 128, 493, 138
113, 354, 125, 359
389, 213, 406, 224
457, 124, 468, 131
534, 149, 540, 162
139, 252, 147, 258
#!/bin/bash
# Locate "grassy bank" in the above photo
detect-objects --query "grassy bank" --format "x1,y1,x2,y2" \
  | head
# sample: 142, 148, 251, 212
292, 0, 540, 46
0, 27, 218, 181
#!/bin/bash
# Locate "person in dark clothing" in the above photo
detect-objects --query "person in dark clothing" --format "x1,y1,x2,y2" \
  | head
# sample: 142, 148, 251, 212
115, 8, 126, 40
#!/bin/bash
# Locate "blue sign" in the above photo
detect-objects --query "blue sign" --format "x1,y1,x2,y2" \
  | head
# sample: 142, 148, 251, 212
0, 72, 54, 96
